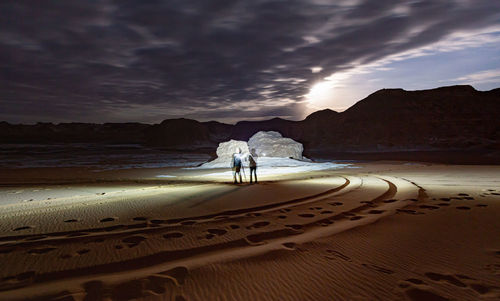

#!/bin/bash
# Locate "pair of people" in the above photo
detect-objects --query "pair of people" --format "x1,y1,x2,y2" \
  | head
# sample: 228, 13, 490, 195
231, 148, 257, 184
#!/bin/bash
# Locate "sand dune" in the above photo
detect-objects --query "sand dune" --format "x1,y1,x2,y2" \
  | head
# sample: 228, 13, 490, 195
0, 163, 499, 300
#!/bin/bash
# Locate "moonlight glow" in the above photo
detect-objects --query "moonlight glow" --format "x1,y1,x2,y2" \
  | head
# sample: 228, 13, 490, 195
306, 81, 335, 106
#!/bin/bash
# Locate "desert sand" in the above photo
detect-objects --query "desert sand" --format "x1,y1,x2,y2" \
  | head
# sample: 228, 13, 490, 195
0, 162, 499, 300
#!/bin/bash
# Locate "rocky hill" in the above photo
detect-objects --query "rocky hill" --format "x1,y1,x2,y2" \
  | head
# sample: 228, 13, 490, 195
298, 85, 500, 151
1, 85, 499, 153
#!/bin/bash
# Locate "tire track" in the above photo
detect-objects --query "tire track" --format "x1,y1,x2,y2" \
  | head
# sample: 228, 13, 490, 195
0, 176, 352, 252
0, 175, 414, 299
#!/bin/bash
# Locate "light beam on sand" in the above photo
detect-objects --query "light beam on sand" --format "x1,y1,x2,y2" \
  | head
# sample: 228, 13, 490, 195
155, 158, 354, 179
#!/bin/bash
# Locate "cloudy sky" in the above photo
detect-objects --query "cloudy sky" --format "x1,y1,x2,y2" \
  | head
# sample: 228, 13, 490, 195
1, 0, 500, 124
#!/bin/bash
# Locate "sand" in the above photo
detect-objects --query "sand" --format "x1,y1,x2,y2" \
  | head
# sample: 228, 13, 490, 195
0, 162, 499, 300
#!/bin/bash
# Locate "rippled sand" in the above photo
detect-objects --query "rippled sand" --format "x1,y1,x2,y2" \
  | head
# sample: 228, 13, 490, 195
0, 162, 499, 300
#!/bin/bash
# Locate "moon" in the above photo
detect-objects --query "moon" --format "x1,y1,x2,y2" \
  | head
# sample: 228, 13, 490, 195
307, 81, 334, 105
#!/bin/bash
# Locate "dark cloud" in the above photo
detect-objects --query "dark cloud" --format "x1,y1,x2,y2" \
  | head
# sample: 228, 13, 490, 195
1, 0, 499, 123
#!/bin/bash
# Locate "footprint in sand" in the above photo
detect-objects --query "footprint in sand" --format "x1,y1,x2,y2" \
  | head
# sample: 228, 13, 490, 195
396, 209, 423, 215
247, 221, 270, 229
203, 229, 227, 240
77, 249, 90, 255
122, 236, 146, 248
419, 205, 440, 210
298, 213, 315, 218
329, 201, 343, 206
163, 232, 184, 239
350, 216, 363, 221
64, 219, 78, 223
456, 206, 471, 210
282, 242, 296, 250
360, 201, 375, 207
28, 247, 57, 255
150, 219, 166, 225
404, 287, 448, 301
14, 226, 32, 231
318, 219, 334, 227
1, 271, 37, 288
468, 283, 495, 295
320, 210, 333, 214
277, 215, 287, 219
285, 224, 303, 230
439, 197, 451, 202
424, 272, 466, 287
383, 199, 398, 203
308, 207, 322, 211
99, 217, 115, 223
405, 278, 426, 285
430, 272, 500, 296
458, 193, 469, 196
229, 224, 240, 229
246, 234, 265, 244
368, 210, 385, 214
456, 274, 476, 280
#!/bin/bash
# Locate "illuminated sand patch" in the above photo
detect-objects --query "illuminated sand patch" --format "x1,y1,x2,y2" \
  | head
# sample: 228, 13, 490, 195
179, 157, 352, 178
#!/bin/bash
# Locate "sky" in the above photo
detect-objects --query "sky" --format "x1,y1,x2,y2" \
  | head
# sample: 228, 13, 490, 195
1, 0, 500, 124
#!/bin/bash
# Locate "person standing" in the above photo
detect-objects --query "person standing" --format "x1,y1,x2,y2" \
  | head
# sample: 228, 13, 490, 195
249, 149, 257, 184
231, 148, 243, 184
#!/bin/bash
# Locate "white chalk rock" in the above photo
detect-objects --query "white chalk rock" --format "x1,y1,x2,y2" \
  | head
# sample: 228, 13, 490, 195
248, 131, 303, 159
201, 139, 249, 168
216, 139, 249, 159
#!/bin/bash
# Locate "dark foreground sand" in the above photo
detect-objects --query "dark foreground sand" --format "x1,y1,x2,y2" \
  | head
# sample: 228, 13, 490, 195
0, 162, 499, 300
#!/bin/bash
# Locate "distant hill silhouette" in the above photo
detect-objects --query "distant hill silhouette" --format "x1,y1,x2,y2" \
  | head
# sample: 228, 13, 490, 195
1, 85, 499, 153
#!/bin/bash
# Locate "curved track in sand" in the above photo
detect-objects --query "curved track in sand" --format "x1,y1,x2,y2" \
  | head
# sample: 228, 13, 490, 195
0, 172, 431, 300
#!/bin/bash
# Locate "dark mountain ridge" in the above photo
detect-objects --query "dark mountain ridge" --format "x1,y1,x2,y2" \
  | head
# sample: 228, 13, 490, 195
1, 85, 499, 154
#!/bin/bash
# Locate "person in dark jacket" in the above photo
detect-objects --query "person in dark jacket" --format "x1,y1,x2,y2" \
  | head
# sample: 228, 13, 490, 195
231, 148, 243, 184
248, 148, 257, 184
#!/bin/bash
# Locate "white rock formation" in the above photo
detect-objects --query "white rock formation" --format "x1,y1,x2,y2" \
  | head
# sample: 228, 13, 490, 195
248, 131, 303, 159
216, 139, 249, 159
201, 139, 249, 168
198, 132, 308, 168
